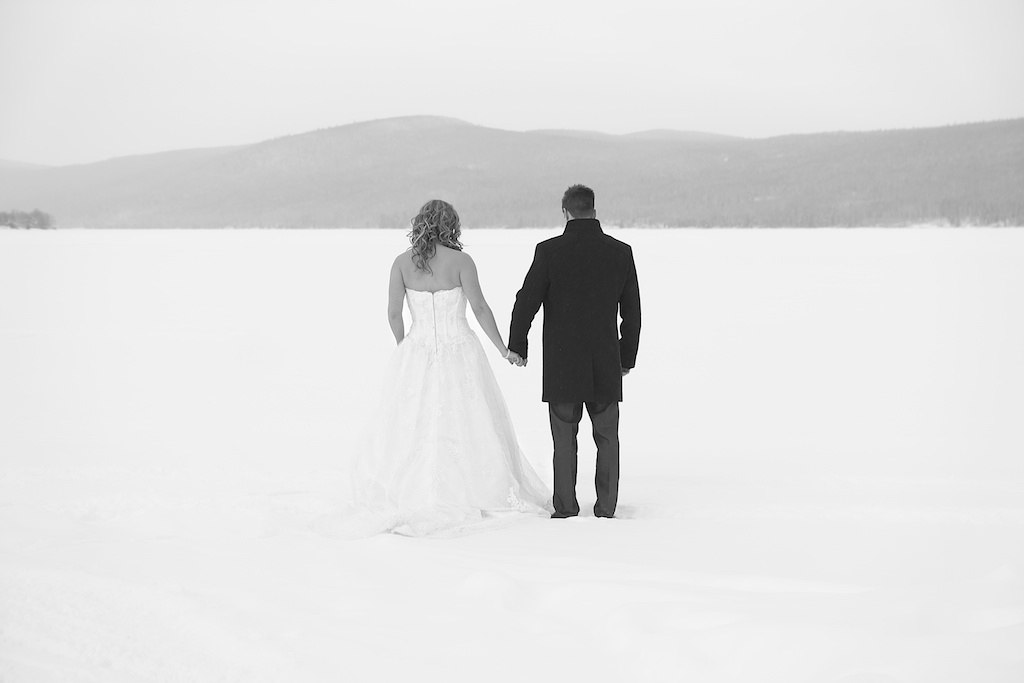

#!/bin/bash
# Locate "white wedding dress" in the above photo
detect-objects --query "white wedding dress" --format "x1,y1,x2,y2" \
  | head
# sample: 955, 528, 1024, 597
343, 286, 553, 537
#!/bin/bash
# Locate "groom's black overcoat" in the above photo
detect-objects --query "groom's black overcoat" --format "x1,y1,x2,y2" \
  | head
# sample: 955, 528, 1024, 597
509, 219, 641, 403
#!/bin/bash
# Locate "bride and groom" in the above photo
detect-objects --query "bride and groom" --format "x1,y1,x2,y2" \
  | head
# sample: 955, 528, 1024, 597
347, 184, 641, 537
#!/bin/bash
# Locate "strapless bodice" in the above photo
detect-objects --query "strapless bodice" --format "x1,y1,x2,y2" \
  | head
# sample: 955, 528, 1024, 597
405, 286, 474, 346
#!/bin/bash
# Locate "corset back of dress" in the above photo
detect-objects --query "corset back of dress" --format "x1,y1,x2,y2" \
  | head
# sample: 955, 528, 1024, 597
405, 287, 472, 346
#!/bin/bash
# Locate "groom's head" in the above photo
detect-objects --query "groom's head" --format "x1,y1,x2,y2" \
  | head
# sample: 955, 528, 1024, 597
562, 184, 596, 220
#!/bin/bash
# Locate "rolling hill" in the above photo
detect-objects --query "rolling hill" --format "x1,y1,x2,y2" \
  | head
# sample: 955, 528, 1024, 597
1, 115, 1022, 228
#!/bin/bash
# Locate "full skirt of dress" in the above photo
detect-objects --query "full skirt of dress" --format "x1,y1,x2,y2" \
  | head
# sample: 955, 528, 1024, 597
341, 307, 553, 537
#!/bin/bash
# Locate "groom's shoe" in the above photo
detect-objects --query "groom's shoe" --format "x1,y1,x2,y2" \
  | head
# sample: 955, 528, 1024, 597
551, 511, 579, 519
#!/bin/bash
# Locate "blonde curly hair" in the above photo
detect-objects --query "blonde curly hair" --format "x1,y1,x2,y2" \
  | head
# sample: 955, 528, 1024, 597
407, 199, 463, 272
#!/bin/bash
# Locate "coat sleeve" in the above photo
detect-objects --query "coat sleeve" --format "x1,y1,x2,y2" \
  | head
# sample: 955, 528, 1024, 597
509, 243, 548, 360
618, 246, 641, 369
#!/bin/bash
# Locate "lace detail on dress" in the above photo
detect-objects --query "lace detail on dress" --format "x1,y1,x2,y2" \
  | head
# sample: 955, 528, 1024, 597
506, 486, 529, 512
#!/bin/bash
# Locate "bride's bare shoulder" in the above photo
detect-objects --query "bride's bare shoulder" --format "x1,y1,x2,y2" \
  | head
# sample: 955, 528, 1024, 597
389, 250, 412, 278
454, 249, 479, 279
444, 245, 472, 262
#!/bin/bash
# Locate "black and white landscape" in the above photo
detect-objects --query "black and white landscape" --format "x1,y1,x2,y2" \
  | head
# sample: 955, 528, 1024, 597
3, 0, 1024, 681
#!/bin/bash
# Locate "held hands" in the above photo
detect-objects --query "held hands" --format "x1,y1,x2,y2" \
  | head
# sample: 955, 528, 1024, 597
504, 348, 527, 367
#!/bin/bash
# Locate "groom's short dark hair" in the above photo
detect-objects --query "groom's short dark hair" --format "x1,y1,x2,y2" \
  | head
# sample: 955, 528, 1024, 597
562, 184, 596, 218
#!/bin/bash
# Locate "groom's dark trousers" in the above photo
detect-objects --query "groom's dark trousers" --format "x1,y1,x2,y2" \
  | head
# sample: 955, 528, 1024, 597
549, 401, 619, 517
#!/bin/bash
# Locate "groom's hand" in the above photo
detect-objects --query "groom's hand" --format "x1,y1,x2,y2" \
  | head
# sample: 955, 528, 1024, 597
621, 367, 631, 376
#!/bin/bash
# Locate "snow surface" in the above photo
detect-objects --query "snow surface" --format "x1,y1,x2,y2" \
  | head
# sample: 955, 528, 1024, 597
1, 227, 1023, 682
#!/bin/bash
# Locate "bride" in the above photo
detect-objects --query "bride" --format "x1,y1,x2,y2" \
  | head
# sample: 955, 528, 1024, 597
344, 199, 553, 537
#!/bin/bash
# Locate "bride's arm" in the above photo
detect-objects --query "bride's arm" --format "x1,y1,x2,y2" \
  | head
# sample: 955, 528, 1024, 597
460, 254, 509, 358
388, 256, 405, 343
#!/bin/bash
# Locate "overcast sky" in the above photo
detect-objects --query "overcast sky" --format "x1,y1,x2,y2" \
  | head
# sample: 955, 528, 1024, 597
2, 0, 1023, 166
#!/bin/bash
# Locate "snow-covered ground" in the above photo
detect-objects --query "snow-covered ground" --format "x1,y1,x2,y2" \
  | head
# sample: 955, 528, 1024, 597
1, 227, 1022, 682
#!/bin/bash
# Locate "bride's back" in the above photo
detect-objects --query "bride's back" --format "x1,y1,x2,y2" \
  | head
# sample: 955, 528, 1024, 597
399, 242, 464, 292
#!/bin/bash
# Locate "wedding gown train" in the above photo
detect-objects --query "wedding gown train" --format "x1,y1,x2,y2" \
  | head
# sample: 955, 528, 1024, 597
341, 286, 553, 537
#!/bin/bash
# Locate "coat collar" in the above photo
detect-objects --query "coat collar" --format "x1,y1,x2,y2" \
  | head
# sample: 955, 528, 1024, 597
563, 218, 603, 236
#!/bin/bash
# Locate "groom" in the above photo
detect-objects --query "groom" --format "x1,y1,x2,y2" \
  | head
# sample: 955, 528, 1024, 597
508, 184, 641, 519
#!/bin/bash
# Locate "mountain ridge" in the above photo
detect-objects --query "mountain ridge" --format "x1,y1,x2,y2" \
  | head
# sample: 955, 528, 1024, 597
2, 115, 1022, 228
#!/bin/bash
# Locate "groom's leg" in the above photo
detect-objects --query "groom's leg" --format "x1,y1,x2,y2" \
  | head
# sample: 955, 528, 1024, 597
587, 401, 620, 517
548, 402, 583, 517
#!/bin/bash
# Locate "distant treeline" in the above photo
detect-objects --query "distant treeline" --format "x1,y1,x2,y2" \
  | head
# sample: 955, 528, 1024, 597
0, 209, 55, 229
